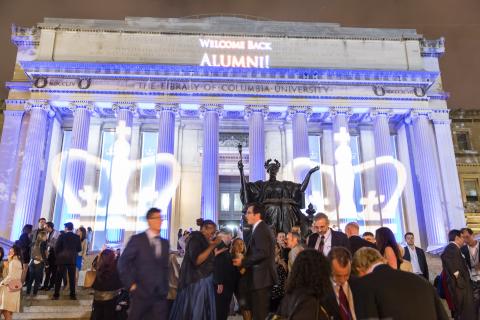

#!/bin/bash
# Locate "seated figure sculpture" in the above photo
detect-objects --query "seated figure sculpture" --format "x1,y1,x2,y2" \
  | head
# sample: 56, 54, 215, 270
238, 157, 319, 236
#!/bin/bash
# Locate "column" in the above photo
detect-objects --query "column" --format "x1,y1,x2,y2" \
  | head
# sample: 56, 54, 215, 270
245, 105, 268, 182
0, 110, 24, 239
106, 103, 135, 244
288, 106, 312, 195
432, 110, 466, 230
371, 109, 402, 237
200, 104, 223, 222
62, 102, 93, 226
411, 111, 447, 248
10, 101, 52, 241
155, 104, 177, 239
321, 128, 338, 224
330, 107, 356, 228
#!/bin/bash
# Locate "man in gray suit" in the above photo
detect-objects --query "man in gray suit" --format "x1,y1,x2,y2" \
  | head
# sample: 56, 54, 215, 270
233, 203, 277, 320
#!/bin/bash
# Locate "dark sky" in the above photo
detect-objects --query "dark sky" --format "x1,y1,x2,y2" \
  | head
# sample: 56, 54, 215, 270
1, 0, 479, 109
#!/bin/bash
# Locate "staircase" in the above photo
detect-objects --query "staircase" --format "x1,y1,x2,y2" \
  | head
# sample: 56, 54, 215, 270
466, 212, 480, 234
14, 288, 92, 320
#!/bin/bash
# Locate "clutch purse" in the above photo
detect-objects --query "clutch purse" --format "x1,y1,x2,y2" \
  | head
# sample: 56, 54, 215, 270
7, 279, 22, 292
84, 270, 96, 288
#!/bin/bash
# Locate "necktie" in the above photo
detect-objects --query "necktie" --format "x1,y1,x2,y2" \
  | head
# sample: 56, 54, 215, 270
154, 236, 162, 258
339, 285, 352, 320
318, 235, 325, 254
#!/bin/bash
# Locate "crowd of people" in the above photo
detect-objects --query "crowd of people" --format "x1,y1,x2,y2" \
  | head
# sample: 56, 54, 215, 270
0, 205, 480, 319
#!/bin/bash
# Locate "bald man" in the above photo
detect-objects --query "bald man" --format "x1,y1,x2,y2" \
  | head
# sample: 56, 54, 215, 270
344, 222, 375, 255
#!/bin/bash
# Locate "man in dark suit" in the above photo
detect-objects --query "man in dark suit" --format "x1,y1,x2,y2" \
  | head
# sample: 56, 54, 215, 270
441, 229, 475, 320
52, 222, 81, 300
213, 229, 236, 320
118, 207, 169, 320
403, 232, 429, 279
351, 247, 449, 320
307, 212, 350, 255
344, 222, 376, 255
233, 203, 277, 320
461, 227, 480, 319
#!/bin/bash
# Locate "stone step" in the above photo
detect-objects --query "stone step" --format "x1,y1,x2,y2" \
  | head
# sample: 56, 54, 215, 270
22, 305, 91, 313
23, 299, 92, 307
13, 312, 90, 319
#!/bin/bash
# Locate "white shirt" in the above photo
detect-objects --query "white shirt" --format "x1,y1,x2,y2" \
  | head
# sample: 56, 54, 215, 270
331, 279, 356, 320
407, 246, 423, 275
315, 228, 332, 255
146, 229, 162, 258
252, 220, 262, 234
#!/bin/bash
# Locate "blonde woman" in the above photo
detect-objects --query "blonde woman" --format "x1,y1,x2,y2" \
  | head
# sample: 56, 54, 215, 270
0, 245, 23, 320
26, 230, 48, 296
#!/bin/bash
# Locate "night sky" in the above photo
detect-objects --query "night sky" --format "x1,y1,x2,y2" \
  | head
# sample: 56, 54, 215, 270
1, 0, 479, 109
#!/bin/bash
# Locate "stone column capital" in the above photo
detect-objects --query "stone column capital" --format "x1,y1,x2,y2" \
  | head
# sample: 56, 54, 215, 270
68, 101, 95, 114
287, 106, 312, 120
244, 105, 269, 120
155, 103, 179, 116
407, 109, 433, 123
430, 110, 451, 125
112, 102, 137, 114
3, 110, 25, 118
370, 108, 394, 119
328, 106, 352, 119
199, 104, 224, 119
24, 100, 55, 117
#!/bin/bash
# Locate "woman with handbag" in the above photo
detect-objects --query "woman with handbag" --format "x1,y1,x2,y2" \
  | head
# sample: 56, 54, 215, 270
277, 249, 332, 320
90, 248, 123, 320
0, 245, 23, 320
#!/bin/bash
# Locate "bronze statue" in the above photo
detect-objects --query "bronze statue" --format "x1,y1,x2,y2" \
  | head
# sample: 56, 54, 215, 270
238, 144, 319, 235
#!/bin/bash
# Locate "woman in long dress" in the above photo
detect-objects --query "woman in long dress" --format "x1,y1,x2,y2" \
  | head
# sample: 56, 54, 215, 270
170, 220, 222, 320
0, 245, 23, 320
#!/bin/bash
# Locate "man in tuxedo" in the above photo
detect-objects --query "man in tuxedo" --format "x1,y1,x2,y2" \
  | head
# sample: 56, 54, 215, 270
307, 213, 350, 255
344, 222, 376, 255
403, 232, 429, 280
327, 247, 354, 320
233, 203, 277, 320
351, 247, 448, 320
52, 222, 81, 300
441, 229, 475, 320
461, 227, 480, 318
118, 208, 169, 320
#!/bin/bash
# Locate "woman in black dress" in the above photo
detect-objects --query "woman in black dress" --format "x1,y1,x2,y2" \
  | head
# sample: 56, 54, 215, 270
170, 220, 221, 320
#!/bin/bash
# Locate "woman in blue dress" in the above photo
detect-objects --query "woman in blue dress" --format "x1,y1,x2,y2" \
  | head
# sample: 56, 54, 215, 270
170, 220, 222, 320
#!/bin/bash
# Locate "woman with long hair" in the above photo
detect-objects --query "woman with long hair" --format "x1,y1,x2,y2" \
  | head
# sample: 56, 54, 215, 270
278, 249, 332, 319
26, 230, 48, 296
0, 245, 23, 320
91, 249, 124, 320
270, 242, 288, 313
375, 227, 403, 270
76, 226, 88, 284
231, 238, 250, 320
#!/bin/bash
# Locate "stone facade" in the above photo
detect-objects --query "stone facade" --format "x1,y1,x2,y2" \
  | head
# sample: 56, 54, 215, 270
0, 17, 464, 250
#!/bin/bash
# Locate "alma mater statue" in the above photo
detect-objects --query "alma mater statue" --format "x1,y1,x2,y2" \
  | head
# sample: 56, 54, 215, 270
238, 147, 319, 236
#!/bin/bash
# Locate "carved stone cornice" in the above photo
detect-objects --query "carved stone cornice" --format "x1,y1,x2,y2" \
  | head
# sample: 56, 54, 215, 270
420, 37, 445, 58
244, 105, 269, 120
199, 104, 224, 119
10, 24, 39, 47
